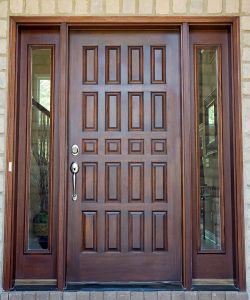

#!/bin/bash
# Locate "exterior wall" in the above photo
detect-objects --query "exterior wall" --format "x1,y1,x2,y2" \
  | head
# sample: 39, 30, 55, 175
0, 0, 249, 294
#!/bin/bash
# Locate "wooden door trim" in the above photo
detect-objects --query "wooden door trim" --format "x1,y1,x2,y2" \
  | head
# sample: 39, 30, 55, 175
3, 16, 17, 291
57, 22, 68, 290
3, 16, 245, 291
231, 17, 246, 291
181, 22, 192, 290
8, 16, 238, 24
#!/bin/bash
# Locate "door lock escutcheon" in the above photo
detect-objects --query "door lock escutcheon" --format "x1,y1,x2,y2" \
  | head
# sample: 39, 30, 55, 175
71, 144, 79, 156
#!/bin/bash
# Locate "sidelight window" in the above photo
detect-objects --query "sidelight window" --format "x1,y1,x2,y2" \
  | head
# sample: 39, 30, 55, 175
195, 47, 224, 252
26, 47, 53, 252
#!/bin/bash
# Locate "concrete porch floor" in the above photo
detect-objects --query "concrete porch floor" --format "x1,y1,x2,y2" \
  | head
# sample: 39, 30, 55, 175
0, 291, 248, 300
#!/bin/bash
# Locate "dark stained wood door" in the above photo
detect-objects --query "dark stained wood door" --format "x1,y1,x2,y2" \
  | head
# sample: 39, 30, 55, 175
67, 30, 182, 282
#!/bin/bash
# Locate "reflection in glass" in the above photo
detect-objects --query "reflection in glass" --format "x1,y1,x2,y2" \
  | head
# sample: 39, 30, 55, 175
28, 48, 52, 250
197, 47, 222, 251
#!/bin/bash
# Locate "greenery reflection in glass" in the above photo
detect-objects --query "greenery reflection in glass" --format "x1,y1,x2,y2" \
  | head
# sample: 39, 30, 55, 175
197, 48, 222, 251
28, 48, 52, 250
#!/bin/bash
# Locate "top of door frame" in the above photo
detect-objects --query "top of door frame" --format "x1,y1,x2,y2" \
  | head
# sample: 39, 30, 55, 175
10, 15, 238, 27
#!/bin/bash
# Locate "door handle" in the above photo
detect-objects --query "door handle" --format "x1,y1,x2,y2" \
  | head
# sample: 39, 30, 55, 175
70, 162, 79, 201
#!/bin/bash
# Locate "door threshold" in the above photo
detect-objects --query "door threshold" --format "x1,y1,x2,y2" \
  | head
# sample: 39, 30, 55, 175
13, 286, 58, 292
65, 282, 183, 291
192, 285, 239, 292
13, 279, 57, 291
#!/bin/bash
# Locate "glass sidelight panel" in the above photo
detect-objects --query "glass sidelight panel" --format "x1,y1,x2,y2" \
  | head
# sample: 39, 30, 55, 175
27, 48, 53, 251
196, 47, 223, 251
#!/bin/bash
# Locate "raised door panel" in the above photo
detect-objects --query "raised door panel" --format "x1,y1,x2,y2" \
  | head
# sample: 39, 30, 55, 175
128, 212, 144, 251
82, 139, 98, 154
128, 92, 144, 131
128, 163, 144, 202
105, 163, 121, 202
128, 46, 143, 83
105, 92, 121, 131
105, 212, 121, 251
151, 92, 167, 131
83, 46, 98, 84
153, 212, 168, 251
82, 212, 97, 251
82, 92, 98, 131
105, 46, 121, 84
151, 46, 166, 83
152, 162, 167, 202
82, 163, 98, 202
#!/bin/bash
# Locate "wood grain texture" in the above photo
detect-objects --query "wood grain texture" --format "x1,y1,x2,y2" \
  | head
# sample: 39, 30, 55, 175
152, 211, 168, 251
231, 17, 246, 291
82, 139, 98, 154
128, 211, 144, 251
83, 163, 98, 202
82, 211, 97, 251
57, 23, 68, 290
128, 46, 143, 84
181, 22, 192, 290
82, 92, 98, 131
128, 162, 144, 202
128, 92, 144, 131
105, 162, 121, 202
151, 92, 167, 131
151, 46, 166, 84
3, 16, 17, 291
67, 30, 182, 282
105, 46, 121, 84
105, 92, 121, 131
82, 46, 98, 84
10, 16, 238, 25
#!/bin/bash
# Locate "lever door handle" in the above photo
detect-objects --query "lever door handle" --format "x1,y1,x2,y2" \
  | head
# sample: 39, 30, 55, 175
70, 162, 79, 201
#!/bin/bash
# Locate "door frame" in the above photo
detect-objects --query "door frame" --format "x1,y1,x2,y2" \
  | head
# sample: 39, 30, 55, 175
3, 16, 245, 291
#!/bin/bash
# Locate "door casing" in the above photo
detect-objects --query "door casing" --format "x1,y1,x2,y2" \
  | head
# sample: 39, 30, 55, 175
3, 16, 245, 291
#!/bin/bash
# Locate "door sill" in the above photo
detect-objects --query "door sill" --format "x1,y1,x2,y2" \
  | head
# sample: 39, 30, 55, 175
191, 279, 238, 291
192, 285, 239, 292
13, 279, 57, 291
66, 282, 183, 291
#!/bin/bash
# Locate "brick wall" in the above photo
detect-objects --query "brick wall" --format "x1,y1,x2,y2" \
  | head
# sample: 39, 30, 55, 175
0, 0, 250, 294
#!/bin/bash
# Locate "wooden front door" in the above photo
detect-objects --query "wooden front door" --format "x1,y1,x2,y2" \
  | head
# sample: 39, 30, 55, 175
67, 30, 182, 283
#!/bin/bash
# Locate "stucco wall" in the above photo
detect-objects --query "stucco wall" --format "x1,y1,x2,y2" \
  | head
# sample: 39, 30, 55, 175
0, 0, 249, 293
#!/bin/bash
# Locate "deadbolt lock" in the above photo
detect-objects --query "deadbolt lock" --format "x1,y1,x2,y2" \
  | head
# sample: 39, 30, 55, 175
71, 144, 79, 156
